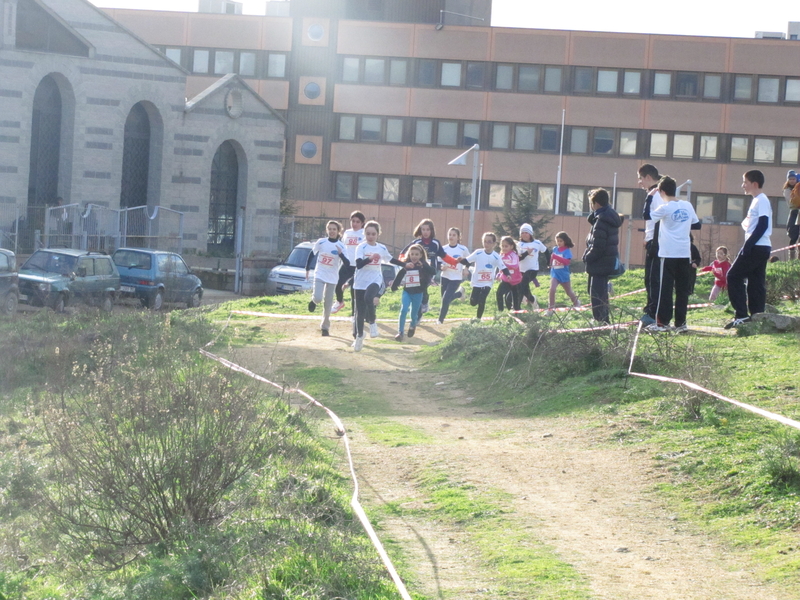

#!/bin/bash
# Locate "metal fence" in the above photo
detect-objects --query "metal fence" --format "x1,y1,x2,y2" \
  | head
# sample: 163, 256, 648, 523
276, 215, 400, 258
0, 204, 21, 252
119, 206, 184, 253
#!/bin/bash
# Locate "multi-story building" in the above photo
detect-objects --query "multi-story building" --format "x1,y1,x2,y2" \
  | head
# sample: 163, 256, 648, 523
97, 1, 800, 262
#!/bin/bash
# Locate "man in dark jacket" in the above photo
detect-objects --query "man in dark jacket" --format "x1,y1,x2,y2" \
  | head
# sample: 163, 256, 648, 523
583, 188, 623, 324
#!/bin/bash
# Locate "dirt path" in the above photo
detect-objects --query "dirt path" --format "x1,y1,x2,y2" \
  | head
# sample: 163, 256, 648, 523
228, 316, 792, 600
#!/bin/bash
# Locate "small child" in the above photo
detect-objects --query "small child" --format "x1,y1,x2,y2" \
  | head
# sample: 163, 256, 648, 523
700, 246, 731, 301
332, 211, 366, 315
306, 220, 348, 336
391, 244, 435, 341
496, 236, 522, 311
517, 223, 547, 307
459, 232, 510, 320
546, 231, 580, 315
438, 227, 469, 324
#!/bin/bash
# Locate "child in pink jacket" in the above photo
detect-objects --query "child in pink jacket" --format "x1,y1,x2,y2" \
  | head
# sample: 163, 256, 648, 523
496, 236, 523, 311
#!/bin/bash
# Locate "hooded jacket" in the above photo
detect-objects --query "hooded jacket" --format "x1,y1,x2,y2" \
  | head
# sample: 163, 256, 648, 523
583, 204, 624, 276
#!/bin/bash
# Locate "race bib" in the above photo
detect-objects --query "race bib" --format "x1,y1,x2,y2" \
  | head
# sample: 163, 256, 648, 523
479, 271, 492, 281
319, 254, 334, 266
403, 271, 421, 286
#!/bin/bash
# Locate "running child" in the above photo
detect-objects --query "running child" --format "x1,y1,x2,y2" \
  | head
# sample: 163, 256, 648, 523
305, 220, 348, 336
517, 223, 547, 307
496, 236, 522, 311
437, 227, 469, 324
391, 244, 435, 341
332, 211, 365, 314
700, 246, 731, 301
352, 220, 403, 352
459, 232, 510, 320
546, 231, 581, 315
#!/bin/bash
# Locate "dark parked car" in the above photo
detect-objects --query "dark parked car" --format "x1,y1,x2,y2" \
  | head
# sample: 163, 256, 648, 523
18, 249, 119, 313
0, 248, 19, 315
112, 248, 203, 310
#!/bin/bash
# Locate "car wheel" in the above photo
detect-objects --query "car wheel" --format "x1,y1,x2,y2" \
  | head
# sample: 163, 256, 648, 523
187, 289, 202, 309
1, 291, 18, 315
101, 294, 114, 313
54, 294, 66, 314
149, 289, 164, 311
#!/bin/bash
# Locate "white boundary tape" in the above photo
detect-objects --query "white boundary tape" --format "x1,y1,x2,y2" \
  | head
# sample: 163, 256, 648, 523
199, 349, 414, 600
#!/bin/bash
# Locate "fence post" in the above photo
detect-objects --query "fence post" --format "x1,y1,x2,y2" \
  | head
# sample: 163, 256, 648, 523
235, 207, 244, 294
44, 207, 51, 249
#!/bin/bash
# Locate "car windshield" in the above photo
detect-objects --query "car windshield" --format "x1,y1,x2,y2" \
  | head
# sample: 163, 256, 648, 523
284, 247, 314, 269
23, 251, 78, 275
113, 250, 152, 270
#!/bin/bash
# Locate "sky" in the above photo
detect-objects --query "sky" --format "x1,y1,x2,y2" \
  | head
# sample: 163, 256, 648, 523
89, 0, 800, 39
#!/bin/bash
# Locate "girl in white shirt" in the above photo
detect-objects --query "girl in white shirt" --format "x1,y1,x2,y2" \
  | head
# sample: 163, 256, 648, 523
437, 227, 469, 324
332, 211, 365, 315
306, 220, 347, 337
458, 232, 510, 320
517, 223, 547, 307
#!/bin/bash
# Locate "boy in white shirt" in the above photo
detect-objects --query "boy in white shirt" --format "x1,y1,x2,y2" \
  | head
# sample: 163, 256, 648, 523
638, 163, 666, 325
724, 170, 773, 329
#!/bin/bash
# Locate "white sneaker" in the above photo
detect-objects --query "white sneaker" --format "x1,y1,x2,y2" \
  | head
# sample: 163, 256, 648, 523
353, 335, 364, 352
455, 285, 465, 300
544, 309, 554, 316
420, 303, 429, 314
331, 301, 344, 314
674, 324, 689, 333
370, 323, 379, 338
436, 319, 444, 325
532, 298, 540, 310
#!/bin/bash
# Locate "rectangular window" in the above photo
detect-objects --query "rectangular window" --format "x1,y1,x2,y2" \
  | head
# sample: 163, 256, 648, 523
653, 72, 671, 95
514, 125, 535, 150
415, 120, 432, 145
411, 178, 429, 203
570, 127, 588, 154
567, 187, 585, 214
386, 118, 403, 144
459, 182, 473, 206
464, 122, 481, 146
214, 50, 234, 74
757, 77, 780, 103
541, 125, 559, 152
437, 121, 458, 146
675, 72, 699, 96
786, 78, 800, 102
574, 67, 593, 93
695, 195, 714, 222
165, 47, 182, 65
615, 190, 633, 215
441, 62, 462, 87
492, 124, 510, 149
782, 139, 799, 164
435, 179, 456, 205
364, 58, 385, 84
623, 70, 641, 94
619, 130, 637, 155
703, 74, 722, 98
518, 65, 541, 92
418, 59, 436, 86
192, 49, 209, 73
239, 51, 256, 76
597, 69, 618, 93
538, 186, 555, 211
730, 136, 749, 161
268, 53, 286, 78
361, 117, 382, 142
335, 173, 352, 199
593, 128, 615, 154
699, 135, 718, 159
358, 175, 379, 200
544, 66, 562, 92
489, 183, 506, 208
383, 177, 399, 202
673, 134, 694, 158
496, 64, 514, 90
754, 137, 776, 162
650, 132, 668, 157
339, 116, 356, 141
342, 57, 360, 82
466, 62, 485, 88
726, 196, 745, 222
734, 75, 752, 100
389, 59, 407, 85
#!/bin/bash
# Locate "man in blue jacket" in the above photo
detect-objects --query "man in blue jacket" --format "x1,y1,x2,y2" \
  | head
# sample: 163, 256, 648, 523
583, 188, 623, 324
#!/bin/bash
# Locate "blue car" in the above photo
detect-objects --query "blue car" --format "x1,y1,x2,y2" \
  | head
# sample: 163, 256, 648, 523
112, 248, 203, 310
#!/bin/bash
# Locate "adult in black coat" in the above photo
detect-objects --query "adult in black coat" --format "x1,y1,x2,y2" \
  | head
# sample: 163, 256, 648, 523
583, 188, 623, 324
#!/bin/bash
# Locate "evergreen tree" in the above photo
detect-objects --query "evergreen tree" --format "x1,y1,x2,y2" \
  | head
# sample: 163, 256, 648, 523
493, 184, 553, 243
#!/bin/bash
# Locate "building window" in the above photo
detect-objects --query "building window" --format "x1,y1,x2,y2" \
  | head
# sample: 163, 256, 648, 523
597, 69, 618, 93
383, 177, 399, 202
28, 75, 63, 211
544, 66, 562, 92
342, 57, 359, 82
615, 190, 633, 215
437, 121, 458, 146
300, 141, 317, 159
593, 128, 614, 154
675, 72, 699, 97
411, 178, 429, 203
653, 72, 671, 95
489, 183, 506, 208
208, 141, 239, 255
214, 50, 234, 74
519, 65, 541, 92
357, 175, 378, 200
495, 64, 514, 90
165, 47, 182, 65
335, 173, 352, 199
567, 187, 585, 214
418, 59, 436, 86
415, 120, 432, 145
757, 77, 780, 103
441, 62, 461, 87
703, 74, 722, 99
570, 128, 588, 154
307, 24, 324, 41
386, 118, 403, 144
726, 196, 745, 222
514, 125, 535, 150
303, 82, 321, 100
540, 125, 559, 151
782, 139, 799, 164
239, 52, 256, 76
623, 71, 641, 94
650, 132, 668, 157
434, 179, 456, 205
389, 59, 407, 85
268, 53, 286, 77
120, 102, 151, 208
573, 67, 593, 93
538, 186, 555, 211
695, 195, 715, 222
463, 122, 481, 146
673, 134, 694, 158
786, 79, 800, 102
364, 58, 385, 84
361, 117, 381, 141
492, 124, 510, 149
619, 130, 637, 155
699, 135, 718, 159
734, 75, 752, 101
466, 62, 485, 88
192, 49, 209, 73
754, 138, 776, 162
458, 182, 473, 206
730, 136, 749, 161
339, 116, 356, 141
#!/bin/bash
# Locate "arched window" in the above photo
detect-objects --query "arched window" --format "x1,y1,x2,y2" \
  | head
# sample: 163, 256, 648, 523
28, 76, 62, 208
120, 103, 151, 208
208, 141, 239, 255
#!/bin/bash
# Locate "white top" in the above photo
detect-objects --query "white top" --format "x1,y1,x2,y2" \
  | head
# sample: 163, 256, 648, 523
440, 243, 469, 281
311, 237, 347, 284
644, 189, 666, 242
742, 193, 772, 247
465, 249, 504, 288
649, 199, 699, 258
342, 228, 365, 263
353, 241, 393, 290
518, 239, 547, 272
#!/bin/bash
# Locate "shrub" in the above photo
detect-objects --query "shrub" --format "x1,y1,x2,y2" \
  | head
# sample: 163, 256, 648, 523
765, 260, 800, 305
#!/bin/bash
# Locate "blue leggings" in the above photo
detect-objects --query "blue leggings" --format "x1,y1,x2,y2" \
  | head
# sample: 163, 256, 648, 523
399, 290, 423, 333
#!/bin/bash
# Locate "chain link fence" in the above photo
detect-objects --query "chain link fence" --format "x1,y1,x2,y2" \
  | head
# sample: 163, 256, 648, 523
0, 204, 21, 252
119, 206, 184, 253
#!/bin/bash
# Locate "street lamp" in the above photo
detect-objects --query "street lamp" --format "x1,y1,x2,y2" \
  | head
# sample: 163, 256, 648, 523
448, 143, 480, 249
